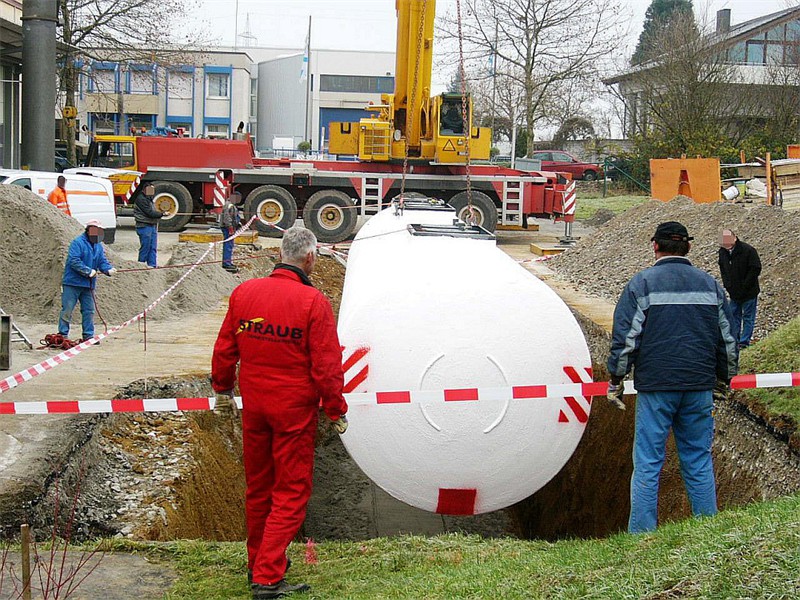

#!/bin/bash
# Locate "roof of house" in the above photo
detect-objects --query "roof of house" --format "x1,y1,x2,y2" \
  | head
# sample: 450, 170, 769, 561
604, 6, 800, 85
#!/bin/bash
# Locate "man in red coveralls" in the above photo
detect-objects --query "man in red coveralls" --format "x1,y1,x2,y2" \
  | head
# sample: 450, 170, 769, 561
212, 226, 348, 599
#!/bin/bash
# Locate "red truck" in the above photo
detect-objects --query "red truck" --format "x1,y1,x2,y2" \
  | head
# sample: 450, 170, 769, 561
83, 133, 577, 243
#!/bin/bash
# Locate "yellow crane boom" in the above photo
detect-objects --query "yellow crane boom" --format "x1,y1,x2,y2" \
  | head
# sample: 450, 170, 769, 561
328, 0, 491, 164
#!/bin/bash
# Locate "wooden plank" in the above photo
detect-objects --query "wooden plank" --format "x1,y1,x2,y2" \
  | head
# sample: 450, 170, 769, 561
178, 231, 259, 245
497, 223, 539, 232
530, 242, 567, 257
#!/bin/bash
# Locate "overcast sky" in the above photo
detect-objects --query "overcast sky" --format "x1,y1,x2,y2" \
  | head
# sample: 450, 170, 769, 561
196, 0, 787, 55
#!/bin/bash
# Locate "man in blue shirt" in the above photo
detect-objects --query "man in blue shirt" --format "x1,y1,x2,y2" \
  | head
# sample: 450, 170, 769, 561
58, 220, 116, 342
606, 221, 738, 533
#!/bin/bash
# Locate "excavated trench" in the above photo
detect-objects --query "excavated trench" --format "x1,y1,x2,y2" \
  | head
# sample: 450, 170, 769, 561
24, 315, 800, 545
12, 252, 800, 542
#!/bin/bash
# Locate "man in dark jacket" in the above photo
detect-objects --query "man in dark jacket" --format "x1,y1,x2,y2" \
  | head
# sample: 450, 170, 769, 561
58, 220, 115, 342
212, 226, 348, 599
133, 184, 163, 268
219, 191, 242, 273
718, 229, 762, 348
607, 221, 738, 534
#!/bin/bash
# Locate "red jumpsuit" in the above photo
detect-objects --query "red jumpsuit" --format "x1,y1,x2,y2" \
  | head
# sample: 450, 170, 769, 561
212, 265, 347, 585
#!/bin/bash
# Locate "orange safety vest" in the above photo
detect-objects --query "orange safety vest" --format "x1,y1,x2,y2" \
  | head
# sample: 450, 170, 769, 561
48, 187, 71, 216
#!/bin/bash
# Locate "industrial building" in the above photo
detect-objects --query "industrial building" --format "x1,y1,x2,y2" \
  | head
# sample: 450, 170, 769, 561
70, 46, 394, 157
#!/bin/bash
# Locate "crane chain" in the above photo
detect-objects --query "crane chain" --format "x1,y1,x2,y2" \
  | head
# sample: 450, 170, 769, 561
455, 0, 475, 224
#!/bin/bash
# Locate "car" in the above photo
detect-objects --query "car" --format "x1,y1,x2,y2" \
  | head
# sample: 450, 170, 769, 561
529, 150, 603, 181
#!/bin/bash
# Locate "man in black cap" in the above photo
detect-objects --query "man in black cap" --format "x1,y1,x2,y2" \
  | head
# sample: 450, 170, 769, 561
606, 221, 738, 533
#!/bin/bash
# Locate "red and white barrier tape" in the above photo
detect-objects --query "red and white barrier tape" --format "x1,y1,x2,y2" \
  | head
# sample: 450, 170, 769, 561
0, 217, 257, 396
1, 373, 798, 415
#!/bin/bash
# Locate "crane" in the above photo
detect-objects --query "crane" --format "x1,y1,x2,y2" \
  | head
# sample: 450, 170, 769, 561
328, 0, 491, 164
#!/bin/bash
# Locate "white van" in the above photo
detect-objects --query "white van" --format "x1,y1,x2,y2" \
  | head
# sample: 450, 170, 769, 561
0, 169, 117, 243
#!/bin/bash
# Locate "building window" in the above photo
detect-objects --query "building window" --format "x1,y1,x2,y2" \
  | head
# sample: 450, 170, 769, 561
205, 124, 229, 139
169, 71, 193, 99
250, 78, 257, 118
319, 74, 394, 94
206, 73, 229, 98
169, 123, 192, 137
745, 41, 765, 64
92, 113, 117, 134
92, 69, 117, 93
129, 115, 156, 133
129, 68, 155, 94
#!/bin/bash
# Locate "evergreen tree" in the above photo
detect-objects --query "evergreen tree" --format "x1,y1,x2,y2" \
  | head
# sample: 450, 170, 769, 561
632, 0, 697, 65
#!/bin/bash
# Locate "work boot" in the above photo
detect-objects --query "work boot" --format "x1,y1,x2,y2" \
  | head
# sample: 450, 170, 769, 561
223, 264, 239, 274
251, 579, 309, 599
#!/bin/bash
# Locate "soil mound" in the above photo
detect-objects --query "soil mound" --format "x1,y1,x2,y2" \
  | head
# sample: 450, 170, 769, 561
551, 197, 800, 340
0, 186, 268, 325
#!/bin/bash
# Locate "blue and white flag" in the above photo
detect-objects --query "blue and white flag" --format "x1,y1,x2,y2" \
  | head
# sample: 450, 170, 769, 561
300, 33, 309, 82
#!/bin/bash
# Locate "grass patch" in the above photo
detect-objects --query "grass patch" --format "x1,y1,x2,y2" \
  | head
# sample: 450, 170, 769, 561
575, 195, 649, 221
95, 493, 800, 598
738, 316, 800, 426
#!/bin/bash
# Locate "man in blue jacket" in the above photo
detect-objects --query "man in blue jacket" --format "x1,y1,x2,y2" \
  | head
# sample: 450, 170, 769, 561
606, 221, 738, 534
58, 220, 116, 342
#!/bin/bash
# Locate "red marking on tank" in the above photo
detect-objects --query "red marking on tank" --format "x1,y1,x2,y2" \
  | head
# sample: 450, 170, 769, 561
344, 366, 369, 393
512, 385, 547, 399
564, 397, 589, 423
436, 488, 477, 515
558, 410, 569, 423
444, 388, 479, 402
376, 391, 412, 404
111, 399, 145, 413
177, 397, 211, 411
47, 401, 79, 414
342, 347, 370, 373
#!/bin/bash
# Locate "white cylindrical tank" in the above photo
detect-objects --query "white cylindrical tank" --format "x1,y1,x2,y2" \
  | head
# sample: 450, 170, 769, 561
337, 203, 592, 515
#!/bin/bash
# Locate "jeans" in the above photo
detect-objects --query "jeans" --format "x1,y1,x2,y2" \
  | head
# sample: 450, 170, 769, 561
729, 297, 757, 346
58, 284, 95, 339
221, 226, 234, 266
136, 224, 158, 268
629, 390, 717, 533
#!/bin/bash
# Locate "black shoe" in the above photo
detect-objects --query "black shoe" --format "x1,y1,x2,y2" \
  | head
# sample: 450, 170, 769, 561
82, 337, 99, 345
223, 264, 239, 273
248, 559, 291, 584
251, 579, 309, 599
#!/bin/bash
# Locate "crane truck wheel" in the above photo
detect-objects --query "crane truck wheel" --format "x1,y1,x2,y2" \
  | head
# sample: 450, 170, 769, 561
244, 185, 298, 237
303, 189, 357, 243
448, 190, 498, 232
152, 181, 193, 232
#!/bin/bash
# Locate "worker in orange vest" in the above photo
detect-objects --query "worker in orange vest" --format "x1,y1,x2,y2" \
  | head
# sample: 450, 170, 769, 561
48, 175, 71, 216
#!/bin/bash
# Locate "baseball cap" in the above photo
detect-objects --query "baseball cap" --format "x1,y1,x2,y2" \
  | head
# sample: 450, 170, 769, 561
85, 219, 104, 229
652, 221, 693, 242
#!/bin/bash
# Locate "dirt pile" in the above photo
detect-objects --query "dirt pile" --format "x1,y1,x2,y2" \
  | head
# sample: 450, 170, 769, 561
0, 186, 272, 325
551, 197, 800, 340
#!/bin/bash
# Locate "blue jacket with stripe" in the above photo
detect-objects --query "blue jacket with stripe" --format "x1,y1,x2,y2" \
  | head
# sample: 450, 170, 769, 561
607, 256, 738, 392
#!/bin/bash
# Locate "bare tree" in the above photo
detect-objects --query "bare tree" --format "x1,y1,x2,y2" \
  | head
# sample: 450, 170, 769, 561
437, 0, 625, 156
58, 0, 211, 164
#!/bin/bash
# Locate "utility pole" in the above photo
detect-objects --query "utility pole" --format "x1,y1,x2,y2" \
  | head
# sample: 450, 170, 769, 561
21, 0, 58, 171
234, 0, 239, 50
